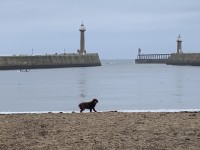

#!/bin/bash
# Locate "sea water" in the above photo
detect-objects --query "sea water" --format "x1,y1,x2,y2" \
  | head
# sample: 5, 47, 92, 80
0, 59, 200, 113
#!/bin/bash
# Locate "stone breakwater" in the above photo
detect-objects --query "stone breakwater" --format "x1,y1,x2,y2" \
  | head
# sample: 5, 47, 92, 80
167, 53, 200, 66
0, 53, 101, 70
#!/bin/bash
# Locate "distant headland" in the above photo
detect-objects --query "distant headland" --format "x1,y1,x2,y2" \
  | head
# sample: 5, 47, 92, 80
0, 23, 101, 70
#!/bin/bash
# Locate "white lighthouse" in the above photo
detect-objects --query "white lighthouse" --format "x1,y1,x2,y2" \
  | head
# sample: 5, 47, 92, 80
78, 22, 86, 55
177, 34, 183, 54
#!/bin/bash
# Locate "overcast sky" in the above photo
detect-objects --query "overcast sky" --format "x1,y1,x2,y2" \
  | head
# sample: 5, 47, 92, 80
0, 0, 200, 59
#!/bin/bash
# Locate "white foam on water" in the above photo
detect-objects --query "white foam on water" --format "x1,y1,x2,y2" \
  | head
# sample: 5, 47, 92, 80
0, 109, 200, 114
118, 109, 200, 112
0, 111, 74, 115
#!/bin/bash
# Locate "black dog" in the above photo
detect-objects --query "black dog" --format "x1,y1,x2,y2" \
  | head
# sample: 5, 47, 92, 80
78, 99, 98, 113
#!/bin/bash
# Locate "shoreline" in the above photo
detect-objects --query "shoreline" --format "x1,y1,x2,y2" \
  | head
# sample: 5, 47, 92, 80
0, 111, 200, 149
1, 108, 200, 114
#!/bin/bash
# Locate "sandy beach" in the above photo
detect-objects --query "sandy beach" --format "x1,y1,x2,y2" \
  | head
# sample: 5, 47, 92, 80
0, 112, 200, 150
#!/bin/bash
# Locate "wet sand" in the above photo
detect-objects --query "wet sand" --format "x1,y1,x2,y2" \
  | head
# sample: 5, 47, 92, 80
0, 112, 200, 150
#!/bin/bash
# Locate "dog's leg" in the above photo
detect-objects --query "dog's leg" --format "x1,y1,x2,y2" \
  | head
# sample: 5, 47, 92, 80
93, 108, 97, 112
80, 108, 85, 113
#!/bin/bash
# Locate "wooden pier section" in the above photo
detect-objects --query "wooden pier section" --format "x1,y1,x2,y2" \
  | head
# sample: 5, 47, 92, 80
135, 54, 171, 64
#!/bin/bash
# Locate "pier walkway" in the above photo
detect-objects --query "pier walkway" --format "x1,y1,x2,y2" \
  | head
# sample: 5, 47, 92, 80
135, 54, 171, 64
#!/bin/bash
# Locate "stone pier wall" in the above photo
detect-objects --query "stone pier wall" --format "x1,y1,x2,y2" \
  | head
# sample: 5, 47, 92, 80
167, 53, 200, 66
0, 53, 101, 70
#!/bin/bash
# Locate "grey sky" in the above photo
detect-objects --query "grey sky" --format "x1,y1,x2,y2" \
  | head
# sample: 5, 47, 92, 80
0, 0, 200, 59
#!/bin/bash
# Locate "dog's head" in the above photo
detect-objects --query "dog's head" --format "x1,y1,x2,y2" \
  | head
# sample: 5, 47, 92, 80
92, 99, 98, 104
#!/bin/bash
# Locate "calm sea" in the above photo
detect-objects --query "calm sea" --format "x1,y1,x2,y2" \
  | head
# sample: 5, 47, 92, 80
0, 59, 200, 113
